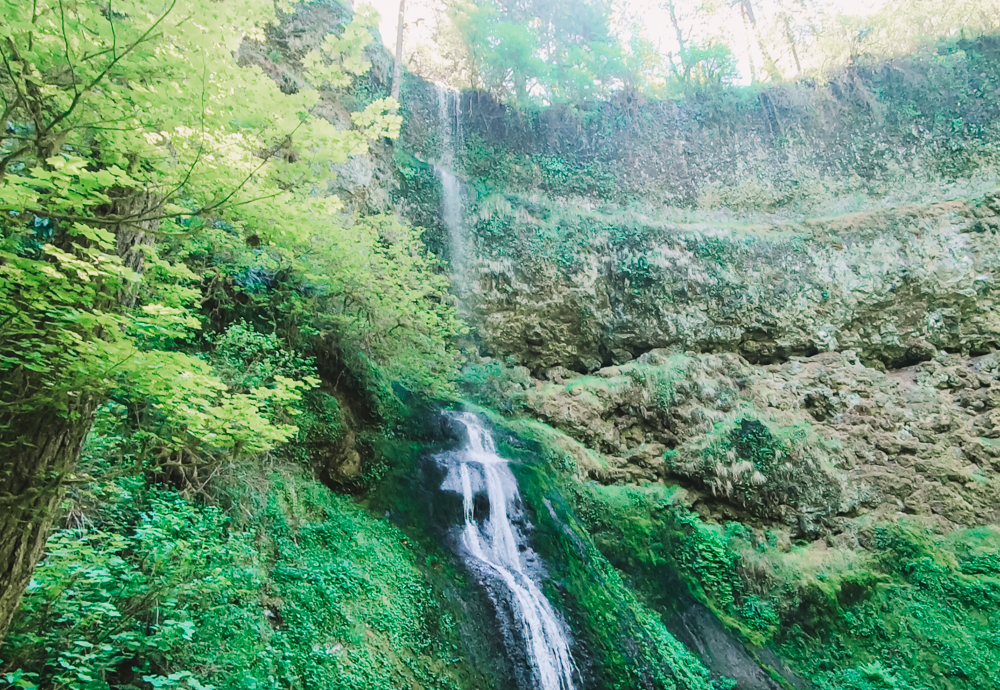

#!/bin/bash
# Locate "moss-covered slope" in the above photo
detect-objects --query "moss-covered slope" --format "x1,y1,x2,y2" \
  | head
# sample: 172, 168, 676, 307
490, 413, 1000, 690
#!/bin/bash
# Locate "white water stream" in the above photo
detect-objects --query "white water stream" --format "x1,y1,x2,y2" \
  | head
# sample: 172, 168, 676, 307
435, 86, 466, 278
439, 413, 577, 690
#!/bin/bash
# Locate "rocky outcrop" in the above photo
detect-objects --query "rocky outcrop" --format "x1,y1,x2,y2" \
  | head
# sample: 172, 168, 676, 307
239, 2, 398, 215
511, 348, 1000, 534
464, 194, 1000, 373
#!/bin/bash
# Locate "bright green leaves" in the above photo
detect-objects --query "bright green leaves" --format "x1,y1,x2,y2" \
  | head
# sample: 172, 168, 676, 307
0, 486, 261, 690
142, 671, 214, 690
280, 212, 463, 403
450, 0, 632, 103
0, 157, 133, 213
1, 465, 477, 689
303, 12, 376, 88
68, 224, 118, 252
119, 349, 317, 458
0, 0, 447, 455
352, 98, 403, 140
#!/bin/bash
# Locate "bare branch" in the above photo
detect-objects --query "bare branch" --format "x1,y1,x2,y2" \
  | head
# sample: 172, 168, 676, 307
0, 42, 44, 135
108, 0, 118, 62
0, 142, 31, 181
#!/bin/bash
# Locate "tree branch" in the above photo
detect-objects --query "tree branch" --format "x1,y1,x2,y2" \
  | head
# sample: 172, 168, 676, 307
45, 0, 179, 135
57, 0, 80, 98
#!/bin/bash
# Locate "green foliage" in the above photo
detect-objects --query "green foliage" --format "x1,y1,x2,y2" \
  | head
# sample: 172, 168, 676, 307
248, 473, 463, 690
302, 7, 377, 88
536, 155, 616, 197
126, 351, 314, 458
763, 525, 1000, 689
84, 321, 321, 477
457, 357, 531, 414
651, 515, 1000, 690
0, 479, 261, 690
449, 0, 633, 104
208, 322, 316, 393
813, 663, 917, 690
0, 456, 482, 690
186, 212, 463, 416
282, 389, 346, 468
680, 42, 740, 91
548, 476, 747, 626
0, 0, 456, 459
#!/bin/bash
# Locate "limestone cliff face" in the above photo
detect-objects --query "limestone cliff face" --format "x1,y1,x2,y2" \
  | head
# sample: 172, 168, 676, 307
453, 192, 1000, 533
463, 194, 1000, 374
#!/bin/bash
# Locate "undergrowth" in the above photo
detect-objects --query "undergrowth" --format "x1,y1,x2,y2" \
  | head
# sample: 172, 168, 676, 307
0, 444, 483, 690
496, 416, 1000, 690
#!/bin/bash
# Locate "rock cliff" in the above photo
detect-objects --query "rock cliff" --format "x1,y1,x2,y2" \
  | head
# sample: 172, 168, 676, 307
464, 194, 1000, 374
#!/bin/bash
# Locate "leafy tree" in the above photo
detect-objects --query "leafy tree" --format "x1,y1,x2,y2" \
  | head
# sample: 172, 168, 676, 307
740, 0, 1000, 79
661, 0, 740, 93
449, 0, 634, 103
0, 0, 457, 644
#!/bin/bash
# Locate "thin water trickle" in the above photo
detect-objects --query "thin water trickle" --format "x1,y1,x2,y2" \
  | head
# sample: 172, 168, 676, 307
438, 412, 577, 690
438, 168, 464, 269
435, 85, 466, 279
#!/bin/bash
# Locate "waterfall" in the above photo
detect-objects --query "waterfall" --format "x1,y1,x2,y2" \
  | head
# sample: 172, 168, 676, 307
437, 83, 461, 159
439, 168, 464, 270
438, 412, 577, 690
435, 85, 466, 279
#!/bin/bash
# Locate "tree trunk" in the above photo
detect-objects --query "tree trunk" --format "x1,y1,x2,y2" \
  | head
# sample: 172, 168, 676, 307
112, 189, 163, 306
784, 14, 802, 75
0, 396, 96, 645
741, 0, 783, 81
390, 0, 405, 110
665, 0, 691, 83
0, 191, 161, 647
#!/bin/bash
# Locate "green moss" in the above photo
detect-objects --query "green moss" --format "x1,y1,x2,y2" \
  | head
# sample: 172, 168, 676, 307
672, 413, 843, 520
771, 524, 1000, 689
457, 357, 532, 414
484, 415, 1000, 690
254, 472, 465, 690
466, 411, 717, 687
515, 466, 715, 690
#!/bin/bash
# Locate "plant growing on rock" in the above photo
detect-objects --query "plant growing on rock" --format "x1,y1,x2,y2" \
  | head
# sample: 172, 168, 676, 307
669, 416, 846, 528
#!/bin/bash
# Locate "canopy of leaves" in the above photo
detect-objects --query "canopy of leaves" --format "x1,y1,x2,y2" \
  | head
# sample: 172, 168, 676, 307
0, 0, 461, 458
449, 0, 634, 103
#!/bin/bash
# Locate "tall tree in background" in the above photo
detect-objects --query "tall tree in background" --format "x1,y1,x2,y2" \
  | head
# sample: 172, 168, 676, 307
392, 0, 406, 107
449, 0, 633, 102
732, 0, 782, 80
664, 0, 693, 81
660, 0, 740, 92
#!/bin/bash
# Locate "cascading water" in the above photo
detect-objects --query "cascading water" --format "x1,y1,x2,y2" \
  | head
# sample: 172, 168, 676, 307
435, 85, 466, 280
437, 412, 577, 690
